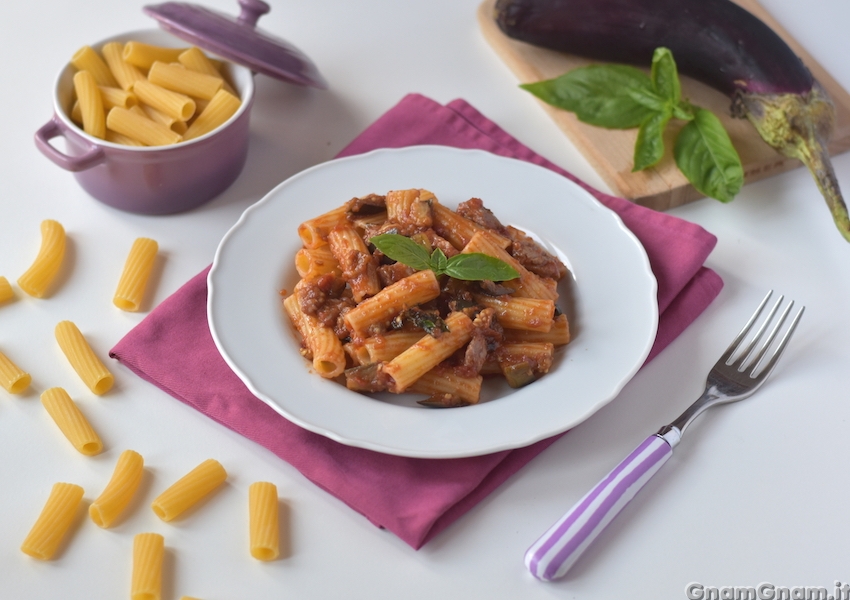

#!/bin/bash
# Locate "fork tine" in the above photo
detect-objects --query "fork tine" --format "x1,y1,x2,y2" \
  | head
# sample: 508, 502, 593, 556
719, 290, 773, 364
750, 305, 805, 378
733, 294, 784, 368
741, 299, 793, 373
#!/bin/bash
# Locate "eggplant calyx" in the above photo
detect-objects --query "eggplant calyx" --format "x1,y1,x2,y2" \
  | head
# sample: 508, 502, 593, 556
735, 83, 850, 242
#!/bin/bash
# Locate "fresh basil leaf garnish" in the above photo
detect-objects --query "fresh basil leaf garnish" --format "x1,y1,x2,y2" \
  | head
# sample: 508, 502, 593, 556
674, 108, 744, 203
443, 253, 519, 282
370, 233, 519, 282
370, 233, 432, 271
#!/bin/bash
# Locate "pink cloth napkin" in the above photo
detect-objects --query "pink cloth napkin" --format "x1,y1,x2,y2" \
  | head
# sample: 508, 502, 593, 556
109, 93, 723, 550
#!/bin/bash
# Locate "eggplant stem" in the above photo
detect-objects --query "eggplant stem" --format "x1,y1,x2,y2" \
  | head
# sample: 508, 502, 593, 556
737, 83, 850, 242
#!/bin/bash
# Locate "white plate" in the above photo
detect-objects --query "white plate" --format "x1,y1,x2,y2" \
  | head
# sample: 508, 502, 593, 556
208, 146, 658, 458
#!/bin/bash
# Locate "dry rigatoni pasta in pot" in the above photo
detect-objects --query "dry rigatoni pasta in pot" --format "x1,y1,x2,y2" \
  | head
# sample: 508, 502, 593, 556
33, 1, 326, 215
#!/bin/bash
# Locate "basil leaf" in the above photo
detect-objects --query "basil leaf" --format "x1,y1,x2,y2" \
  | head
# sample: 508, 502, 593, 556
370, 233, 432, 271
520, 65, 657, 129
673, 101, 695, 121
651, 47, 681, 104
431, 247, 448, 273
626, 87, 668, 113
444, 253, 519, 282
633, 108, 672, 172
674, 108, 744, 203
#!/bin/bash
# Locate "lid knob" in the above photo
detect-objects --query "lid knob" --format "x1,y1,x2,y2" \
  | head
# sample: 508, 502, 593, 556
237, 0, 269, 27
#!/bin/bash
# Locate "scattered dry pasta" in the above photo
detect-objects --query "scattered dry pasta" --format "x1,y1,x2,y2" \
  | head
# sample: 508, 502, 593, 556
283, 190, 571, 406
89, 450, 145, 528
248, 481, 280, 561
67, 41, 241, 147
151, 458, 227, 522
113, 237, 159, 311
132, 532, 165, 600
20, 482, 85, 560
0, 276, 14, 304
41, 387, 103, 456
0, 348, 30, 394
55, 320, 114, 395
17, 219, 66, 298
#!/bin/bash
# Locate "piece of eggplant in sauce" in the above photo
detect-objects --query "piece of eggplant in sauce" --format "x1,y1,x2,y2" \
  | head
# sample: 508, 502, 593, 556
494, 0, 849, 241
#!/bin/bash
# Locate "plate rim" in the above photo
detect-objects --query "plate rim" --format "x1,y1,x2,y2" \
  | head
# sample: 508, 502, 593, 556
208, 145, 658, 458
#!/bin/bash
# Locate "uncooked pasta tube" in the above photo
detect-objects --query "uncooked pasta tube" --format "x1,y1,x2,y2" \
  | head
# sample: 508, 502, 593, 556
0, 276, 14, 304
249, 481, 280, 561
113, 238, 158, 311
20, 482, 84, 560
41, 387, 103, 456
55, 320, 114, 395
0, 348, 30, 394
131, 532, 164, 600
17, 220, 66, 298
90, 450, 144, 528
151, 459, 227, 521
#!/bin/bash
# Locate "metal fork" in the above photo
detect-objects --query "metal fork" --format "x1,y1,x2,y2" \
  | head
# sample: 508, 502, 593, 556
525, 291, 804, 581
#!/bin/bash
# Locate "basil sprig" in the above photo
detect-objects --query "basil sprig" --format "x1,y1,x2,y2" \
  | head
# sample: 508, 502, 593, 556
520, 47, 744, 203
370, 233, 519, 281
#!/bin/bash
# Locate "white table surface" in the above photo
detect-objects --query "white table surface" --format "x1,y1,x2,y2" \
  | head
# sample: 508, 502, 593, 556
2, 1, 849, 598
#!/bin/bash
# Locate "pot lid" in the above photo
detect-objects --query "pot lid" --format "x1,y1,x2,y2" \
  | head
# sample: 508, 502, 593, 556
143, 0, 327, 88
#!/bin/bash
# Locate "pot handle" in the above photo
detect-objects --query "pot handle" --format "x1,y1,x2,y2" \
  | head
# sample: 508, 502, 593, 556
34, 116, 105, 172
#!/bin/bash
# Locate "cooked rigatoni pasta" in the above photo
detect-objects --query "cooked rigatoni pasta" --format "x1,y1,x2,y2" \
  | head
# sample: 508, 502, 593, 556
182, 89, 241, 141
101, 42, 145, 91
248, 481, 280, 561
17, 219, 66, 298
114, 238, 159, 311
473, 294, 555, 332
151, 459, 227, 522
71, 45, 118, 87
55, 320, 114, 395
20, 482, 85, 560
0, 348, 31, 394
362, 330, 423, 364
382, 312, 474, 393
462, 230, 558, 301
297, 205, 349, 248
504, 313, 571, 346
385, 189, 434, 228
73, 70, 106, 139
0, 276, 13, 304
132, 532, 165, 600
148, 60, 223, 100
327, 224, 381, 301
89, 449, 145, 528
283, 292, 347, 378
41, 387, 103, 455
342, 270, 441, 336
284, 190, 570, 406
123, 41, 186, 69
295, 245, 341, 279
408, 368, 483, 405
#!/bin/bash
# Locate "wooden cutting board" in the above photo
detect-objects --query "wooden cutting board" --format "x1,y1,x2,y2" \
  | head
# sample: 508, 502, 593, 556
478, 0, 850, 210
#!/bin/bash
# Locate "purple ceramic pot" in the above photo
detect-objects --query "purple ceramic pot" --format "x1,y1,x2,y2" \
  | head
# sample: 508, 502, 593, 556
35, 29, 255, 215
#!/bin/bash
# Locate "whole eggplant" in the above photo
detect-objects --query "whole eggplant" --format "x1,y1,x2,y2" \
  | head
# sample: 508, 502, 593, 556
494, 0, 849, 242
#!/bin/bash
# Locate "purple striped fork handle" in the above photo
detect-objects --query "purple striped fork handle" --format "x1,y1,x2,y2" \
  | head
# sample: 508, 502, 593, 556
524, 434, 674, 581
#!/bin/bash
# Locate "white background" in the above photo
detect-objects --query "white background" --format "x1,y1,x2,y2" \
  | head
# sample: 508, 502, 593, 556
1, 0, 848, 598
